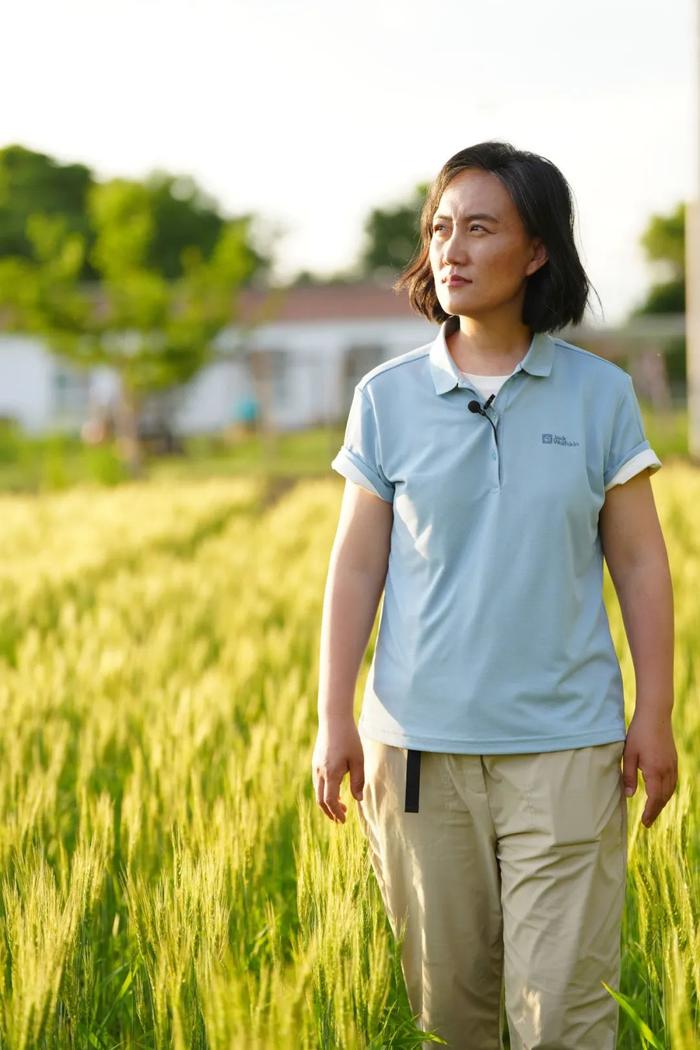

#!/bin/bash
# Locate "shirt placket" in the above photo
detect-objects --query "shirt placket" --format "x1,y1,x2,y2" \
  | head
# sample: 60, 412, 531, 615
458, 366, 525, 491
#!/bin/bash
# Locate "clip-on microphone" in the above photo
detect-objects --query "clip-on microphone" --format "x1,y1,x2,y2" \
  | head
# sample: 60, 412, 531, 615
467, 394, 498, 443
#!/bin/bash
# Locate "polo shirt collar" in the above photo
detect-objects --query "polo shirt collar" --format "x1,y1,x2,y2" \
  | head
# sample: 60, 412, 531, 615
429, 314, 555, 395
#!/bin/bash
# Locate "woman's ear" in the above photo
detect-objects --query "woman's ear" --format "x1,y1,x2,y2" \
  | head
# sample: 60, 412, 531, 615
526, 238, 549, 277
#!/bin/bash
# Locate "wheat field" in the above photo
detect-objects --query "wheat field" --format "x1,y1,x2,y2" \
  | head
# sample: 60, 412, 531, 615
0, 466, 696, 1048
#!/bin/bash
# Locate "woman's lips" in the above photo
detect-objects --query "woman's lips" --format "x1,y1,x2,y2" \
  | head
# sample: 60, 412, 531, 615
446, 277, 471, 285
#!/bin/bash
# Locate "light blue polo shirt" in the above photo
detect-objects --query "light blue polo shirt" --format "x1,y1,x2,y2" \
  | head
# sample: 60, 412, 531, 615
331, 314, 662, 754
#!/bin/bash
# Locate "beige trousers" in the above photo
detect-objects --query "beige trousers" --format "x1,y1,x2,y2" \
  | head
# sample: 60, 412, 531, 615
357, 733, 627, 1050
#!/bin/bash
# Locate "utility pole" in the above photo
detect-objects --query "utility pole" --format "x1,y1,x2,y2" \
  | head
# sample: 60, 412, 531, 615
687, 0, 700, 460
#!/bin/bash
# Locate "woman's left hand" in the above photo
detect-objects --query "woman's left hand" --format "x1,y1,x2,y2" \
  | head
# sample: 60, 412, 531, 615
622, 712, 678, 827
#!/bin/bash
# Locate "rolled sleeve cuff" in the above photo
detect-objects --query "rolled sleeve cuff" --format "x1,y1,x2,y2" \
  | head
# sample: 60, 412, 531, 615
604, 445, 662, 490
331, 446, 394, 502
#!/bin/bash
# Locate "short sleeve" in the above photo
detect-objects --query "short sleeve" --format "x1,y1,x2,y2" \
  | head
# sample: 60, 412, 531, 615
603, 372, 662, 488
331, 385, 395, 502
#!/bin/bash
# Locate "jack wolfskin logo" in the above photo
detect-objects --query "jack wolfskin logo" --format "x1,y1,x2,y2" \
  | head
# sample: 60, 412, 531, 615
542, 433, 580, 447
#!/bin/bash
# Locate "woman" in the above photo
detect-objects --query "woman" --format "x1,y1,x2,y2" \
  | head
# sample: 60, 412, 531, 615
312, 141, 677, 1050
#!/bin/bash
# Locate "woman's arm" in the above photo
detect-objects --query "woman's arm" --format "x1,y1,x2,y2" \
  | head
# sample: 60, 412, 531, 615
313, 480, 393, 823
599, 469, 678, 828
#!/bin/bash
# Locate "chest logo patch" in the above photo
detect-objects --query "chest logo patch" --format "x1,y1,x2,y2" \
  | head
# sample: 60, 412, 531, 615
542, 433, 580, 447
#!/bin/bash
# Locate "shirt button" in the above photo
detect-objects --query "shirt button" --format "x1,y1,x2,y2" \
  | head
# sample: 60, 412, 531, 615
491, 451, 497, 459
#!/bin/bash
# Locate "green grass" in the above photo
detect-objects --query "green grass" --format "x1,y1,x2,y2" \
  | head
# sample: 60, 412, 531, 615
0, 403, 691, 494
0, 468, 696, 1046
639, 405, 689, 460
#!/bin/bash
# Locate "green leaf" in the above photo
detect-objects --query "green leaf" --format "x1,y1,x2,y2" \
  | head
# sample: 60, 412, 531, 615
601, 981, 665, 1049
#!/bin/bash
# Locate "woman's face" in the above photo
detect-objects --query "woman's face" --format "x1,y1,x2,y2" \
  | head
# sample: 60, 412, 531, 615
429, 168, 548, 321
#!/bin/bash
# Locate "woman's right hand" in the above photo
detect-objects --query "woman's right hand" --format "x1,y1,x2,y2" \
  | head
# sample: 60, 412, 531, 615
312, 718, 365, 824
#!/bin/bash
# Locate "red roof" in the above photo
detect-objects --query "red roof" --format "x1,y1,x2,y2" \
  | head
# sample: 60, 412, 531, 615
0, 280, 419, 332
234, 282, 420, 324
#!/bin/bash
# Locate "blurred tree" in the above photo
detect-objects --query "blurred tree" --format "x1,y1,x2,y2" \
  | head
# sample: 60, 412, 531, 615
287, 269, 328, 286
355, 181, 428, 282
0, 177, 260, 476
287, 268, 365, 286
143, 170, 272, 282
629, 201, 685, 385
638, 202, 685, 278
0, 144, 93, 262
286, 181, 429, 286
0, 144, 273, 283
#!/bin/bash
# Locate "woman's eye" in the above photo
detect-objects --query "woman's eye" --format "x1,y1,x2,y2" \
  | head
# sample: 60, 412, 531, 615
432, 223, 485, 233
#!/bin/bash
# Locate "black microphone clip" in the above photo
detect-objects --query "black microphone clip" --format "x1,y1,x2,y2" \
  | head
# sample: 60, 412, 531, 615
467, 393, 495, 415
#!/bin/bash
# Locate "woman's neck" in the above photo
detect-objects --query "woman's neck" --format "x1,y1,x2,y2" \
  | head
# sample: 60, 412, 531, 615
446, 314, 533, 375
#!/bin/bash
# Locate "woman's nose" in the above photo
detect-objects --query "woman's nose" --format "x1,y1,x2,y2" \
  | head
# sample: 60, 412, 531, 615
443, 230, 468, 264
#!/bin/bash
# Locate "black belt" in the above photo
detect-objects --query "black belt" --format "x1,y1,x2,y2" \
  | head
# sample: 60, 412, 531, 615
404, 749, 422, 812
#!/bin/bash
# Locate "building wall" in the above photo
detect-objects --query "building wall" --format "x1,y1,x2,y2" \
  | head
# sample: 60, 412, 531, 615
213, 316, 436, 429
0, 335, 61, 432
1, 316, 675, 436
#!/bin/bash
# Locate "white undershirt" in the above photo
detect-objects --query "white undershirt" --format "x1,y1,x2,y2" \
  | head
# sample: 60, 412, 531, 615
459, 369, 660, 491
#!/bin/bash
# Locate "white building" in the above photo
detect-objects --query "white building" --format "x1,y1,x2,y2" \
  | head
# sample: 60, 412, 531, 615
0, 283, 683, 435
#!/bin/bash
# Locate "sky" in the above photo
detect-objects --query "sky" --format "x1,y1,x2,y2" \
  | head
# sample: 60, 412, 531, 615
1, 0, 696, 326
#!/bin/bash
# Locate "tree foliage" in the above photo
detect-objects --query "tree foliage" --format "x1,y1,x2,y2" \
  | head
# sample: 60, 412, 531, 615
631, 201, 685, 384
356, 182, 428, 281
0, 144, 272, 282
0, 146, 272, 472
0, 177, 260, 393
638, 202, 685, 282
287, 181, 429, 286
0, 145, 92, 263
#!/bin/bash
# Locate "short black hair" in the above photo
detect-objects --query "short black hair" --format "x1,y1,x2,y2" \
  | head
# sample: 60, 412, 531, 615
394, 140, 600, 333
